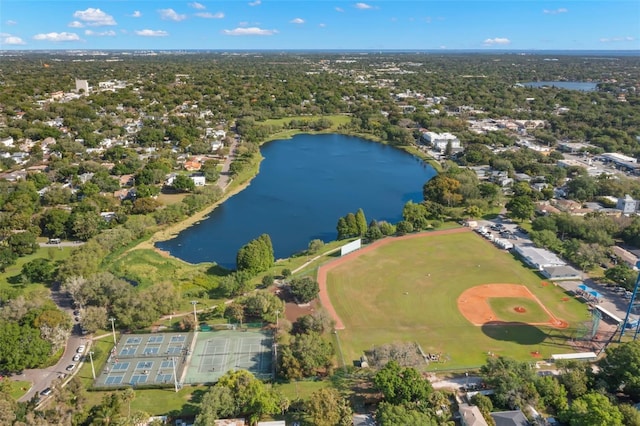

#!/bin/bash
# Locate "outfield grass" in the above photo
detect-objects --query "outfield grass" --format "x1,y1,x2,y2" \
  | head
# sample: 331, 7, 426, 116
259, 115, 351, 129
326, 231, 590, 370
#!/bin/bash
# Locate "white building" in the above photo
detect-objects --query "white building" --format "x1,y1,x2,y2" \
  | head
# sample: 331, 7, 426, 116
75, 79, 89, 94
617, 194, 638, 215
190, 175, 206, 186
420, 131, 462, 152
0, 137, 14, 147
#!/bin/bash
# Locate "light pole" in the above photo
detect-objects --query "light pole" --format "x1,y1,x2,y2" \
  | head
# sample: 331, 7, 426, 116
191, 301, 198, 331
108, 317, 116, 345
88, 351, 96, 379
275, 310, 280, 327
171, 357, 179, 393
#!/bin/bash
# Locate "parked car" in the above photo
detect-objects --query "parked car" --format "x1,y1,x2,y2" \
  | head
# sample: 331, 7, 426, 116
40, 387, 52, 396
72, 354, 81, 362
66, 364, 76, 371
76, 345, 85, 354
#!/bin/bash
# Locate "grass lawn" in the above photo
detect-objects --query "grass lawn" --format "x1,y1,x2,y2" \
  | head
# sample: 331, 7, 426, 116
326, 231, 590, 370
108, 249, 214, 291
0, 246, 72, 298
7, 380, 31, 400
273, 380, 329, 402
488, 297, 550, 323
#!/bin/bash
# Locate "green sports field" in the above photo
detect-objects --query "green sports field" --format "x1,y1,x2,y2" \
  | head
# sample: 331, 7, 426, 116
325, 230, 590, 370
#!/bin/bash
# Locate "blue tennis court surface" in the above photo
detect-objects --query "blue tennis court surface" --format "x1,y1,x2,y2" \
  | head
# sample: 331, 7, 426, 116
94, 332, 195, 389
94, 330, 273, 389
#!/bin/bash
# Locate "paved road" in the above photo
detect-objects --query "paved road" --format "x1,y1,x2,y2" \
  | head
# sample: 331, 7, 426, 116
15, 286, 89, 403
216, 136, 239, 191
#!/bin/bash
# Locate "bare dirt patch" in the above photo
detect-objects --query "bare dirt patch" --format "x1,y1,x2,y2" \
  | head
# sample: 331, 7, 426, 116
457, 283, 568, 329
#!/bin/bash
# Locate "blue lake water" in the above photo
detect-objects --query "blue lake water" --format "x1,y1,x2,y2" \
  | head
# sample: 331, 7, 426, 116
157, 133, 437, 269
521, 81, 598, 91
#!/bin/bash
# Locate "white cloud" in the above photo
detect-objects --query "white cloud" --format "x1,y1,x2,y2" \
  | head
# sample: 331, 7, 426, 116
189, 2, 206, 9
1, 35, 26, 45
159, 8, 187, 21
319, 23, 326, 28
248, 0, 261, 6
33, 32, 80, 42
483, 37, 511, 46
6, 20, 17, 25
543, 8, 568, 15
290, 18, 305, 24
600, 36, 635, 43
355, 3, 373, 9
131, 11, 142, 18
195, 12, 225, 19
222, 27, 277, 36
68, 21, 85, 28
85, 30, 116, 36
335, 7, 344, 12
135, 29, 169, 37
73, 8, 116, 26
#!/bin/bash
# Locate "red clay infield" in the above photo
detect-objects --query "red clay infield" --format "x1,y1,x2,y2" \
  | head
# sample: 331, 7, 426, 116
316, 227, 471, 330
457, 283, 568, 328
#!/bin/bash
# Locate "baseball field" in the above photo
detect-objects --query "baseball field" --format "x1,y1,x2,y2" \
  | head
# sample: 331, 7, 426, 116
321, 228, 591, 370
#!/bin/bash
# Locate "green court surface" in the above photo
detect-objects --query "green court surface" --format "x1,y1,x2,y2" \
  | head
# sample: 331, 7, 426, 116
182, 330, 273, 384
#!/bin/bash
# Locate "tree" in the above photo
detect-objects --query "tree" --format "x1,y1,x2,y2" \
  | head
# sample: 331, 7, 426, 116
307, 239, 324, 255
506, 195, 535, 221
41, 209, 71, 239
7, 231, 38, 256
355, 208, 368, 236
402, 201, 430, 230
0, 247, 17, 273
215, 369, 285, 424
279, 331, 333, 379
598, 340, 640, 400
80, 306, 108, 334
535, 376, 569, 414
561, 392, 623, 426
619, 404, 640, 426
194, 386, 235, 426
423, 174, 463, 207
238, 291, 284, 323
305, 388, 352, 426
605, 264, 637, 291
173, 174, 196, 192
21, 258, 55, 283
289, 277, 319, 304
236, 234, 274, 275
0, 322, 51, 372
480, 356, 538, 410
224, 303, 245, 326
374, 360, 433, 405
471, 393, 495, 425
375, 402, 437, 426
395, 220, 414, 235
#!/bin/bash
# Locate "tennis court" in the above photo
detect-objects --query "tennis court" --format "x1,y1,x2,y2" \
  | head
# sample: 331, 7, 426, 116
94, 332, 195, 389
183, 329, 274, 384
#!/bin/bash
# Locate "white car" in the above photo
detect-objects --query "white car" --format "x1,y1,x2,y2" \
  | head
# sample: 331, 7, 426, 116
72, 354, 82, 362
66, 364, 76, 371
76, 345, 85, 354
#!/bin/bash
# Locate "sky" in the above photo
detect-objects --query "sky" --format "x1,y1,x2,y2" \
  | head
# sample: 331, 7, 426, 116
1, 1, 639, 51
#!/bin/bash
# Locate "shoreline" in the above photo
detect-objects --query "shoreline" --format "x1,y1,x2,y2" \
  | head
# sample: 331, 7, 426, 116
136, 129, 439, 262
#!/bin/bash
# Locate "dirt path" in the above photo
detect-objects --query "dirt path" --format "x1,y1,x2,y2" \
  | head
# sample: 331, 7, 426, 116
316, 227, 471, 330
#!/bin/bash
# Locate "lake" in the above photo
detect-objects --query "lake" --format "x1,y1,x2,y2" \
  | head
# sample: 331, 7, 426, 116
157, 134, 437, 269
521, 81, 598, 91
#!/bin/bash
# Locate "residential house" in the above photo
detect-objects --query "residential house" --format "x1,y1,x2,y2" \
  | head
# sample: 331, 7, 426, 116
0, 137, 14, 147
190, 175, 206, 187
514, 173, 532, 182
119, 174, 134, 187
213, 419, 245, 426
489, 171, 513, 187
490, 410, 530, 426
611, 246, 639, 270
459, 404, 489, 426
184, 159, 202, 172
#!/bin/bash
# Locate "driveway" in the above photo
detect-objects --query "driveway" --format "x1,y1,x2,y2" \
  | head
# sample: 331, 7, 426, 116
15, 287, 90, 403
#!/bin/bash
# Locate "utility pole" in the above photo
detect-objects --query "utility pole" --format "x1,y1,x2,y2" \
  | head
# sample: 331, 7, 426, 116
89, 351, 96, 380
275, 310, 280, 327
191, 301, 198, 331
108, 317, 116, 345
